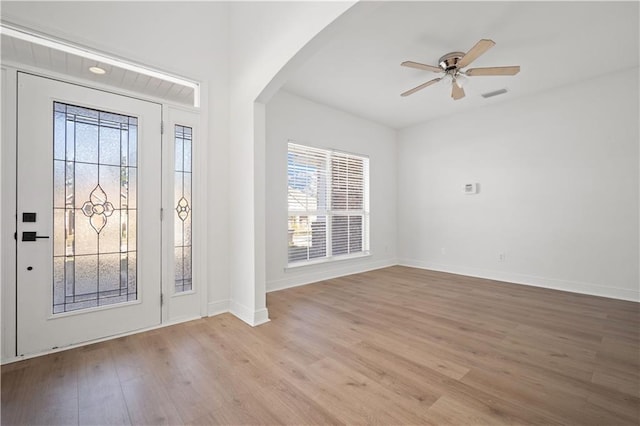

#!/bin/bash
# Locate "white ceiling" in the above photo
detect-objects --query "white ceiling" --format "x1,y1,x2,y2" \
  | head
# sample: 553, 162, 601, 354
282, 1, 640, 129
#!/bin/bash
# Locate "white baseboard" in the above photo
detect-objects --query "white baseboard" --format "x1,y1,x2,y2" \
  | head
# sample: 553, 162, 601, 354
207, 299, 230, 316
229, 301, 271, 326
267, 258, 398, 293
398, 258, 640, 302
208, 299, 269, 326
253, 308, 270, 326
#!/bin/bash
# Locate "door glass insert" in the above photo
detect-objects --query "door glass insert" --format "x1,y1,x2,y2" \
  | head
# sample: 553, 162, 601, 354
174, 125, 192, 293
53, 102, 138, 313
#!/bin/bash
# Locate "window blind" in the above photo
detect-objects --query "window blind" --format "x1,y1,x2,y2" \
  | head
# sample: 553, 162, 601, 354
287, 142, 369, 265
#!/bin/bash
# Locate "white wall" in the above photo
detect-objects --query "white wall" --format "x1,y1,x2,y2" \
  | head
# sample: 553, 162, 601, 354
266, 91, 397, 291
227, 1, 355, 324
397, 67, 640, 301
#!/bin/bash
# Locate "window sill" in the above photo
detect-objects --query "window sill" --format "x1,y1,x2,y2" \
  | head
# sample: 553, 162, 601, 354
285, 251, 371, 271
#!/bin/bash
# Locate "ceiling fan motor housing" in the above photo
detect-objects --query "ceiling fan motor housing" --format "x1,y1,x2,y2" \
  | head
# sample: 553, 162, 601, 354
438, 52, 465, 71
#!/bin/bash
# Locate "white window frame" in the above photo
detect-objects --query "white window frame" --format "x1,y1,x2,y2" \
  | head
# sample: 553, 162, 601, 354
287, 142, 370, 267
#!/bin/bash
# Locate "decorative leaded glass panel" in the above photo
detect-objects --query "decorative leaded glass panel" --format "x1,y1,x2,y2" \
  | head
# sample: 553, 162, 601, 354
175, 125, 192, 293
52, 102, 138, 314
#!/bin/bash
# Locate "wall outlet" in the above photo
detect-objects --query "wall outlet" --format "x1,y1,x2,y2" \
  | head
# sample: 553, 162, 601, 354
498, 252, 506, 262
441, 248, 446, 255
464, 183, 478, 194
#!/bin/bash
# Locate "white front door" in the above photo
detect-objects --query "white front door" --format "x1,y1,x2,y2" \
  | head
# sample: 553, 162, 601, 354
16, 73, 162, 356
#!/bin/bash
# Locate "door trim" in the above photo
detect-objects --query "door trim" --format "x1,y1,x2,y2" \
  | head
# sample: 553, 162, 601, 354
1, 65, 207, 363
1, 67, 18, 361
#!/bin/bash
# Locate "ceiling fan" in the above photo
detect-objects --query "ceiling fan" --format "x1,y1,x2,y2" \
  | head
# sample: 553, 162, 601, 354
401, 39, 520, 100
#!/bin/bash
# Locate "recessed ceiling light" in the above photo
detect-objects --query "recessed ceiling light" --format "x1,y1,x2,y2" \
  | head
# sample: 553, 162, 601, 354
89, 66, 106, 75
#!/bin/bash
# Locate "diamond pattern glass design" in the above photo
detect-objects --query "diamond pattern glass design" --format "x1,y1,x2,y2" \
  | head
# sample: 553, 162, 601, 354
174, 125, 192, 293
53, 102, 138, 314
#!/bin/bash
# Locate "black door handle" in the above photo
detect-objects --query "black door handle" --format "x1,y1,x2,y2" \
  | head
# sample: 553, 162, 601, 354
22, 232, 50, 242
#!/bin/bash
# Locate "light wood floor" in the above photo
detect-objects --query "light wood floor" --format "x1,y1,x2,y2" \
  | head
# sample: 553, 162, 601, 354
2, 266, 639, 425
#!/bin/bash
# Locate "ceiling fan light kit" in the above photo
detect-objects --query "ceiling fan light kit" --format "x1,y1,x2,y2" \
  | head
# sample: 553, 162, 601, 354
401, 39, 520, 100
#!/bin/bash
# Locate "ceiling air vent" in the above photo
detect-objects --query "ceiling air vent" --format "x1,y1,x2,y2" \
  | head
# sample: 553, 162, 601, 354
481, 88, 508, 98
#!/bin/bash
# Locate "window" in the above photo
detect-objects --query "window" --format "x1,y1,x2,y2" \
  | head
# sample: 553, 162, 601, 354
53, 102, 138, 313
287, 142, 369, 265
174, 125, 192, 293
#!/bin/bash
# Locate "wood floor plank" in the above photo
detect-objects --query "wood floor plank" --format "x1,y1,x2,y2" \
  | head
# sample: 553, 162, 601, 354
119, 374, 184, 425
76, 344, 131, 426
1, 353, 79, 426
460, 364, 599, 424
2, 266, 639, 425
592, 370, 640, 396
301, 356, 434, 425
425, 395, 519, 425
28, 353, 79, 426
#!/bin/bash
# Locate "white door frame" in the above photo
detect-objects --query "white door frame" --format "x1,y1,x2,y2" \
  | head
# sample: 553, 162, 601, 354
1, 67, 19, 362
1, 64, 207, 363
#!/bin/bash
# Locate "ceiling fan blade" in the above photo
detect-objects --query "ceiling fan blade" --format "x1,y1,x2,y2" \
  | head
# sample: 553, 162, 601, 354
466, 66, 520, 76
457, 39, 495, 69
451, 81, 465, 100
401, 78, 442, 97
401, 61, 443, 73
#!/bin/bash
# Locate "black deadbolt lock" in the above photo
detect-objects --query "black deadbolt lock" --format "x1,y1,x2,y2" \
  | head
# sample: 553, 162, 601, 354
22, 212, 36, 222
